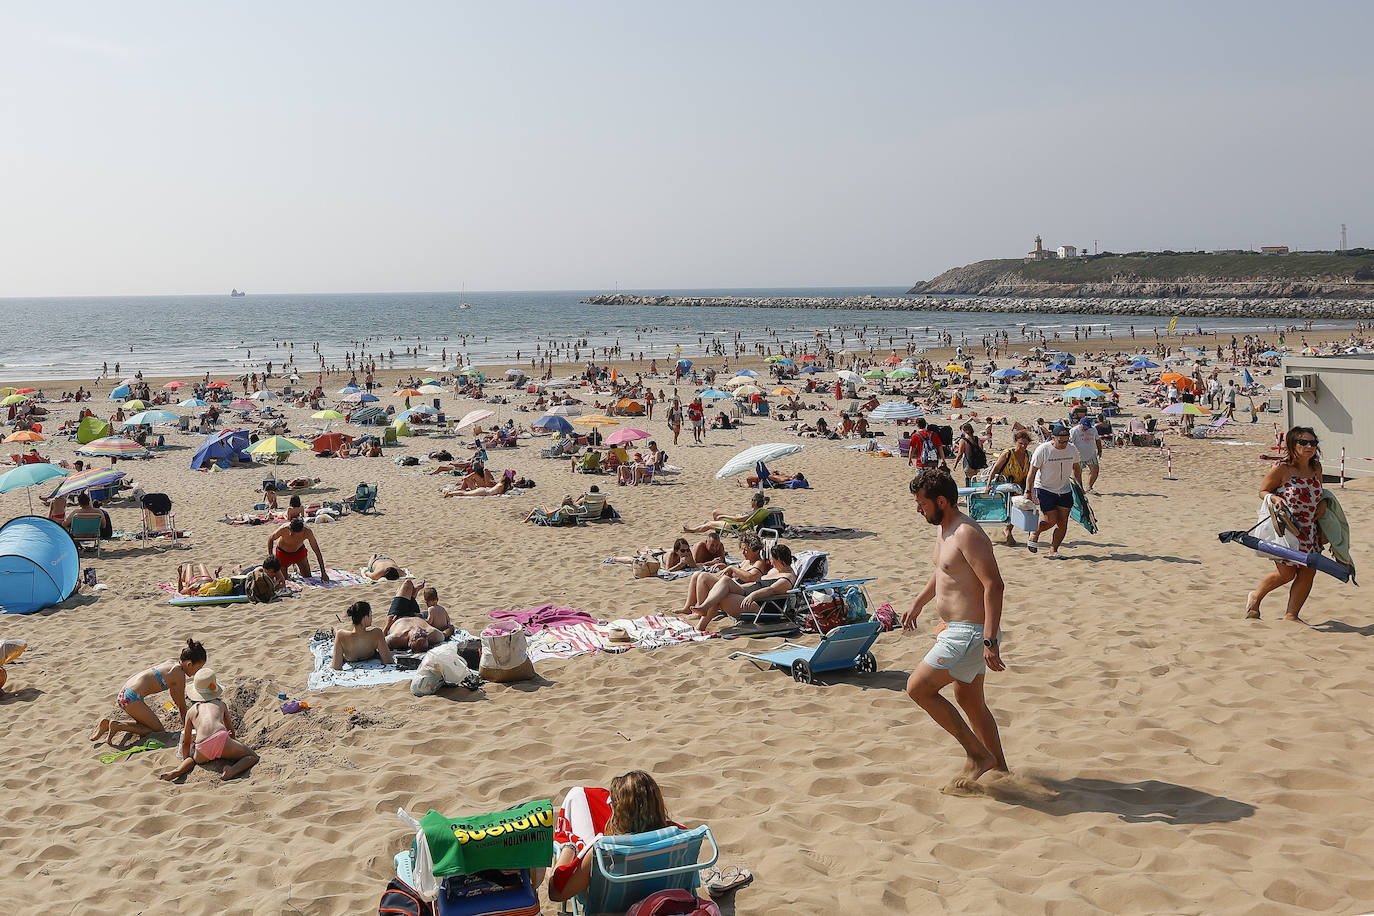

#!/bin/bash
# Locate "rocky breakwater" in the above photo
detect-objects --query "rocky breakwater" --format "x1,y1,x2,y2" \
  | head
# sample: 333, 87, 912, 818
583, 293, 1374, 320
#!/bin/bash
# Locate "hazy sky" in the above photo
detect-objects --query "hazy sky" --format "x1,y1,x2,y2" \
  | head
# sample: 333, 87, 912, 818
3, 1, 1371, 296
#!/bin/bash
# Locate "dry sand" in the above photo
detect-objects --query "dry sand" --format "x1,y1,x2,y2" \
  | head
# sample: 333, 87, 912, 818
3, 347, 1373, 915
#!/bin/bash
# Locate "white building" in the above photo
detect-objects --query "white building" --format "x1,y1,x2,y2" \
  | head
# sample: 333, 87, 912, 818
1057, 245, 1078, 259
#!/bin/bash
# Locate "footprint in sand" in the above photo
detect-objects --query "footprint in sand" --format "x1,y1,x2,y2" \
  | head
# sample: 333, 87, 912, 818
798, 848, 838, 876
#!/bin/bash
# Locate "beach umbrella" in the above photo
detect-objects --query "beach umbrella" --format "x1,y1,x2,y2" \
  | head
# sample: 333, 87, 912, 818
1300, 347, 1320, 356
885, 356, 903, 364
109, 385, 130, 399
887, 368, 916, 379
774, 358, 795, 366
837, 370, 863, 385
228, 398, 255, 409
1063, 386, 1106, 400
1159, 373, 1194, 391
716, 442, 804, 479
676, 359, 692, 370
250, 390, 278, 401
1163, 355, 1189, 364
798, 365, 824, 374
163, 381, 186, 389
76, 436, 149, 458
11, 388, 35, 395
453, 408, 495, 433
697, 389, 732, 400
772, 387, 796, 396
124, 399, 147, 412
764, 355, 785, 362
868, 401, 923, 421
1046, 363, 1069, 371
394, 405, 437, 423
1131, 359, 1160, 368
125, 410, 179, 425
733, 369, 760, 377
459, 366, 484, 376
0, 388, 13, 396
0, 463, 68, 514
944, 365, 967, 374
720, 376, 754, 388
3, 430, 45, 443
341, 391, 379, 404
503, 368, 526, 378
1259, 350, 1283, 358
571, 414, 619, 428
337, 385, 360, 395
395, 388, 424, 397
532, 414, 574, 433
546, 403, 583, 417
799, 355, 818, 362
732, 385, 763, 397
1064, 381, 1110, 392
248, 436, 309, 462
0, 394, 31, 406
605, 428, 650, 446
1242, 369, 1255, 387
418, 385, 443, 394
1162, 402, 1212, 416
206, 381, 229, 389
991, 368, 1025, 379
862, 369, 887, 379
287, 374, 301, 382
48, 467, 126, 499
179, 397, 209, 407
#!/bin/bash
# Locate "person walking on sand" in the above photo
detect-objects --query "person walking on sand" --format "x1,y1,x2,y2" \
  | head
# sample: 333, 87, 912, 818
1246, 427, 1327, 622
902, 469, 1008, 792
1024, 424, 1082, 560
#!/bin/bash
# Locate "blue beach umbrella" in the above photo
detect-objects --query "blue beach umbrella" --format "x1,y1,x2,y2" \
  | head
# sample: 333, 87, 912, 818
1046, 363, 1069, 371
798, 365, 824, 374
697, 389, 732, 400
394, 405, 436, 423
1242, 369, 1255, 387
991, 368, 1025, 379
109, 385, 130, 400
1063, 385, 1106, 400
0, 463, 69, 514
1131, 359, 1160, 369
733, 369, 760, 377
179, 397, 209, 407
125, 410, 179, 425
532, 414, 574, 433
676, 359, 692, 370
1259, 350, 1283, 358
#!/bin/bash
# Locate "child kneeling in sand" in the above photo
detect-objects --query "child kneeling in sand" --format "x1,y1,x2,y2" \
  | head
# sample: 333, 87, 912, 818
158, 669, 259, 782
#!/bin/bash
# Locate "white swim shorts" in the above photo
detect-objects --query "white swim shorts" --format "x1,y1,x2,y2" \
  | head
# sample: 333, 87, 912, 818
923, 621, 996, 683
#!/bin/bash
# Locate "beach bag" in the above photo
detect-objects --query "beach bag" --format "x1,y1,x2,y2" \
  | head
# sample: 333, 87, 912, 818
1252, 496, 1301, 559
411, 643, 475, 697
633, 557, 661, 579
379, 877, 433, 916
479, 623, 535, 683
626, 890, 721, 916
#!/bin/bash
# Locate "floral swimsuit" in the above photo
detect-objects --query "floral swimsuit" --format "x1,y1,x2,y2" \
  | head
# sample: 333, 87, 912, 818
1278, 472, 1321, 563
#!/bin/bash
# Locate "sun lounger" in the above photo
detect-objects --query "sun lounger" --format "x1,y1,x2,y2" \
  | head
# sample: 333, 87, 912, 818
729, 619, 881, 684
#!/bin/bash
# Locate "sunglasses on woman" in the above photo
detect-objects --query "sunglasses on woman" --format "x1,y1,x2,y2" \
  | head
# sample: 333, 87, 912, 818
1295, 439, 1318, 447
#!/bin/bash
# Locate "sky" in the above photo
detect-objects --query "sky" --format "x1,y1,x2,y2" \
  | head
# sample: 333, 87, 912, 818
2, 1, 1372, 296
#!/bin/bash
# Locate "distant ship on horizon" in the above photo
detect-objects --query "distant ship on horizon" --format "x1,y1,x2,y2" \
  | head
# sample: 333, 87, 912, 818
230, 289, 246, 297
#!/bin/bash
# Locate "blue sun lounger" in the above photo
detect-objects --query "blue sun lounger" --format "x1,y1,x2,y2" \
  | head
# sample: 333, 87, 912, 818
729, 619, 881, 684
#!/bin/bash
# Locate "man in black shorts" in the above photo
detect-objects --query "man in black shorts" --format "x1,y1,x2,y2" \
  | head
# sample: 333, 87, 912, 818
383, 578, 445, 652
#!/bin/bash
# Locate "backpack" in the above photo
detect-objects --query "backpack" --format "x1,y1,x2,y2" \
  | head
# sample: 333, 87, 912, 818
378, 877, 433, 916
918, 431, 940, 465
967, 436, 988, 471
625, 889, 721, 916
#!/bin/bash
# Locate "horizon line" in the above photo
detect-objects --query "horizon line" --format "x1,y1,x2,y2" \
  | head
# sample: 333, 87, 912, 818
0, 283, 914, 302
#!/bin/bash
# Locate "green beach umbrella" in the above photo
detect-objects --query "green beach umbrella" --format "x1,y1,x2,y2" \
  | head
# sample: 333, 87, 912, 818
0, 394, 31, 406
862, 369, 886, 379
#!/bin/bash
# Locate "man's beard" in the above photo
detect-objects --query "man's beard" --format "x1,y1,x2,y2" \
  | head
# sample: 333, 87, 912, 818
925, 505, 945, 526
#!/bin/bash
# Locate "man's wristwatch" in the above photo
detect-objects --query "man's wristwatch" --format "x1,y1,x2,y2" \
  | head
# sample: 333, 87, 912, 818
984, 638, 998, 648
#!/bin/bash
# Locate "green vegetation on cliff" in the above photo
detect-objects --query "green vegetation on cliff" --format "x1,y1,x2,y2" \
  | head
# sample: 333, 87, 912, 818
911, 249, 1374, 298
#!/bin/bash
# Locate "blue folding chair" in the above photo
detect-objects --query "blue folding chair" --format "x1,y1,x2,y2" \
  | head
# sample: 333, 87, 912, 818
352, 483, 379, 514
729, 619, 881, 685
562, 825, 718, 916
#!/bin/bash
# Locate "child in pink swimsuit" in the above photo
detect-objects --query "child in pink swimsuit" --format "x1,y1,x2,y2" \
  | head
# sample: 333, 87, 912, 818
157, 668, 260, 782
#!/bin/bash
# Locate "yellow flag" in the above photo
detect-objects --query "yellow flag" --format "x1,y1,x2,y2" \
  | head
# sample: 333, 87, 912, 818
1168, 316, 1178, 333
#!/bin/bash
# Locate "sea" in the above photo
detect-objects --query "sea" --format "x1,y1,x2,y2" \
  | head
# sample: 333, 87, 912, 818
0, 286, 1340, 384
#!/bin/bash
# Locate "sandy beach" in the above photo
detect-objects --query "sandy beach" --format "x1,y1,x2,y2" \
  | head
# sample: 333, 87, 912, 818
3, 338, 1373, 916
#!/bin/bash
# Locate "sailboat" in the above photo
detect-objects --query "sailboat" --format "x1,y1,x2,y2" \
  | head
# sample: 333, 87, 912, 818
458, 283, 471, 310
230, 288, 246, 297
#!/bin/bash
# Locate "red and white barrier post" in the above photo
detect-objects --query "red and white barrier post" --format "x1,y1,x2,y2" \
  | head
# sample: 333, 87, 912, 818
1163, 447, 1177, 481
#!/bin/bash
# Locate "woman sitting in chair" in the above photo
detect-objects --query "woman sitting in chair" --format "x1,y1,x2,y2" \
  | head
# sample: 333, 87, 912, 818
688, 543, 796, 633
547, 770, 676, 903
681, 491, 770, 534
675, 533, 767, 616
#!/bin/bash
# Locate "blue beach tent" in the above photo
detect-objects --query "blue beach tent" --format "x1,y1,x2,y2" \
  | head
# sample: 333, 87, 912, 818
0, 516, 79, 614
190, 429, 251, 469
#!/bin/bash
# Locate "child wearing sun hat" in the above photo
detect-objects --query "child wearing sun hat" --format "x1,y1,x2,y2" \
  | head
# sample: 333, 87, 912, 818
157, 668, 260, 783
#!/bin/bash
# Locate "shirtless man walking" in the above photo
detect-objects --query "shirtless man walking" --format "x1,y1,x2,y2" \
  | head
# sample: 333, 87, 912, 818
902, 468, 1009, 792
266, 518, 329, 581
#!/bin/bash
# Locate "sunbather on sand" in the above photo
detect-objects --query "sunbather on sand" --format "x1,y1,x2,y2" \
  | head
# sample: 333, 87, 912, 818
157, 669, 259, 782
384, 579, 446, 651
737, 469, 807, 488
690, 543, 796, 633
90, 639, 206, 745
611, 537, 696, 572
692, 530, 726, 566
442, 473, 515, 497
175, 562, 279, 602
681, 492, 770, 534
362, 554, 403, 581
677, 534, 767, 618
283, 477, 320, 489
331, 601, 393, 669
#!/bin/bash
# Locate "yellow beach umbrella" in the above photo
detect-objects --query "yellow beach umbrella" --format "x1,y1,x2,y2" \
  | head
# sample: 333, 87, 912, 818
571, 414, 620, 428
1064, 380, 1111, 392
248, 436, 309, 454
0, 394, 30, 406
772, 387, 796, 396
312, 409, 345, 420
944, 365, 967, 374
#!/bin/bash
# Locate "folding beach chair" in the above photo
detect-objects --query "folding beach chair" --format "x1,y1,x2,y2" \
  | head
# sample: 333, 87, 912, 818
352, 482, 379, 514
69, 514, 104, 556
561, 825, 719, 916
729, 619, 881, 684
572, 452, 602, 474
140, 492, 185, 546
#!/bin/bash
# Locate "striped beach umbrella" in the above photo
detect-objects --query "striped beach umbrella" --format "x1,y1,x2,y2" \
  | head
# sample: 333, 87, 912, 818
49, 467, 127, 499
76, 437, 149, 458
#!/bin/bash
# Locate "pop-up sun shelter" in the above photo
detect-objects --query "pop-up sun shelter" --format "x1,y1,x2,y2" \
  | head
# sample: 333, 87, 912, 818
190, 429, 251, 469
76, 416, 111, 444
0, 516, 79, 614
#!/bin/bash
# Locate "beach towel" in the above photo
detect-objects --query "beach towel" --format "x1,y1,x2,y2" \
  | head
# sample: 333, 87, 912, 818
780, 525, 860, 538
307, 630, 475, 690
489, 604, 597, 633
526, 623, 614, 661
610, 615, 715, 649
291, 568, 373, 589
